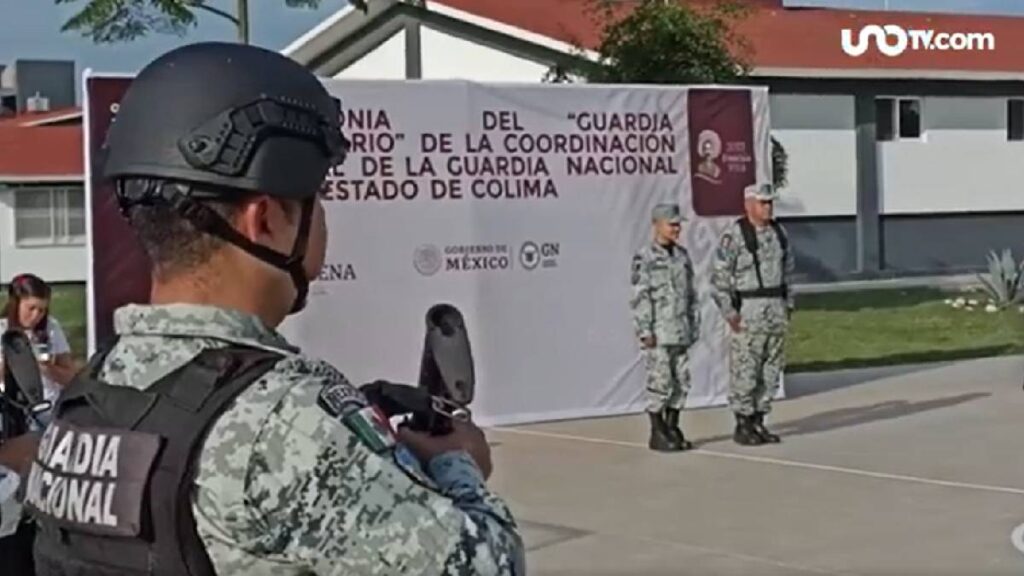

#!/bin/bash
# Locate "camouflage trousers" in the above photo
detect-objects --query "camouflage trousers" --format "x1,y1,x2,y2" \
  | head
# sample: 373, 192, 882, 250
644, 345, 691, 412
728, 330, 785, 416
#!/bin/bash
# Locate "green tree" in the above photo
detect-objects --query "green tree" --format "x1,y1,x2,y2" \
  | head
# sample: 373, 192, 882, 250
53, 0, 369, 45
548, 0, 788, 189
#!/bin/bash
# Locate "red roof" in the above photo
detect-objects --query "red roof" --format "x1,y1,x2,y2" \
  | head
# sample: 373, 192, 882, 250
0, 107, 82, 128
0, 125, 83, 180
436, 0, 1024, 75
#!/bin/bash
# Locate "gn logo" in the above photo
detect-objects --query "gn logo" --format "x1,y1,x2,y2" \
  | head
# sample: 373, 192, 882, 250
519, 241, 559, 271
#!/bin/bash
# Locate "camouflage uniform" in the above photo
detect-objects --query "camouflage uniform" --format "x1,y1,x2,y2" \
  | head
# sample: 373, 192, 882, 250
711, 184, 794, 443
630, 203, 699, 451
0, 464, 20, 537
630, 245, 699, 412
95, 303, 524, 575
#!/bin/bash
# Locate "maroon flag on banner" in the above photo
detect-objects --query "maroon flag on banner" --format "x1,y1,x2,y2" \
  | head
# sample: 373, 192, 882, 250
687, 89, 756, 217
86, 76, 151, 351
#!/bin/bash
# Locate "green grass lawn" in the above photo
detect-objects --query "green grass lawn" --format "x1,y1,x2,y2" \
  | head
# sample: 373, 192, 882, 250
3, 283, 1022, 373
47, 283, 89, 362
787, 287, 1024, 372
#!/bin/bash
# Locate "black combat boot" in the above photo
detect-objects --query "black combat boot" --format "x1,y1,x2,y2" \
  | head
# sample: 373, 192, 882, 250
752, 412, 781, 443
663, 408, 693, 450
648, 411, 681, 451
733, 413, 764, 446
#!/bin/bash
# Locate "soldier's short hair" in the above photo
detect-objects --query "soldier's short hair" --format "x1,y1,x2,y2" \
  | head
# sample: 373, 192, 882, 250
122, 180, 246, 280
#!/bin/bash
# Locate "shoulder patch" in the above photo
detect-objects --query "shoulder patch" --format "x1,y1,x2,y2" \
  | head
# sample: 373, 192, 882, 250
342, 405, 397, 453
631, 254, 644, 285
316, 381, 365, 418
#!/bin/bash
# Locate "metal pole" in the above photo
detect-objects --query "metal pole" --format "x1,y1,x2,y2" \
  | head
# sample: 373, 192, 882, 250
237, 0, 249, 44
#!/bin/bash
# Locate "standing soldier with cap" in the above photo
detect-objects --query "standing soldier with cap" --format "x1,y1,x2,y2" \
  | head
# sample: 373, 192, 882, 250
630, 202, 700, 452
711, 183, 794, 446
21, 42, 524, 576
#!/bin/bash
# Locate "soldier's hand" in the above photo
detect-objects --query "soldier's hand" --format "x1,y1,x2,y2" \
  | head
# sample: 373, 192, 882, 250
640, 336, 656, 348
727, 315, 742, 333
398, 419, 493, 480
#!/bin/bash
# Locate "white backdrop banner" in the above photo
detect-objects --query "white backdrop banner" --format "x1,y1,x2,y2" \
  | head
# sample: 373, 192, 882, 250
277, 80, 778, 426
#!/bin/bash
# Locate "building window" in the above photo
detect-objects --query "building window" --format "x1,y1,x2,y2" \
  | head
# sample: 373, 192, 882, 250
876, 97, 922, 141
13, 186, 86, 246
1009, 99, 1024, 141
898, 98, 922, 138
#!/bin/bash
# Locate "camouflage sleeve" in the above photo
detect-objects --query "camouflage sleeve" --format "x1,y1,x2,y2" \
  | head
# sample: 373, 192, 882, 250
684, 251, 700, 340
0, 464, 23, 538
782, 227, 796, 311
244, 373, 524, 575
629, 252, 654, 340
710, 227, 739, 319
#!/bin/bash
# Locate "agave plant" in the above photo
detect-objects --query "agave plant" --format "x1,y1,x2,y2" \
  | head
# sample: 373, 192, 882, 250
976, 249, 1024, 308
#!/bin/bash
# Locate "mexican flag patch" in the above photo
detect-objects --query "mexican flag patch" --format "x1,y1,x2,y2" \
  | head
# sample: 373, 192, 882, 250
342, 405, 397, 453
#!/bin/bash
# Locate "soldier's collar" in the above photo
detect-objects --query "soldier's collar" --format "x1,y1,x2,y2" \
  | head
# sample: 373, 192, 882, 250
112, 303, 299, 353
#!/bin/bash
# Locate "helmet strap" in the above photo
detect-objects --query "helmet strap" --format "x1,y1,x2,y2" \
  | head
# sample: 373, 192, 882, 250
134, 182, 316, 315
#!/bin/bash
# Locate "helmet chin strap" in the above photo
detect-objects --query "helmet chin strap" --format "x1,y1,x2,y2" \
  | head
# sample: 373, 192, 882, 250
121, 180, 316, 316
284, 200, 315, 314
177, 193, 316, 315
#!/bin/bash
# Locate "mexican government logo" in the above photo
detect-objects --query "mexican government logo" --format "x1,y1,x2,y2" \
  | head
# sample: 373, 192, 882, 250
413, 243, 528, 276
414, 242, 558, 275
413, 244, 444, 276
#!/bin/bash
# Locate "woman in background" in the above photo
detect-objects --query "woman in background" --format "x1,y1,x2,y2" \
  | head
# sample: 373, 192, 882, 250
0, 273, 78, 409
0, 274, 77, 575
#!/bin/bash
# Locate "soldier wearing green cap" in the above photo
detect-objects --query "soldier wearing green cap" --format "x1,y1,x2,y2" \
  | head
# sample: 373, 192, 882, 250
711, 182, 795, 446
629, 202, 700, 452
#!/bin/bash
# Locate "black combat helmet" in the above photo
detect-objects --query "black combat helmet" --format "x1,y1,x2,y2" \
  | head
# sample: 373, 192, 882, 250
103, 41, 350, 313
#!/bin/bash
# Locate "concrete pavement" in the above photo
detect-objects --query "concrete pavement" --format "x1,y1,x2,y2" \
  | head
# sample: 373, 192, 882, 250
485, 355, 1024, 575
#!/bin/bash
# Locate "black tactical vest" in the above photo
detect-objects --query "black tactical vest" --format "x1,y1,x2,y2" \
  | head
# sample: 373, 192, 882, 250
732, 217, 789, 310
23, 342, 282, 576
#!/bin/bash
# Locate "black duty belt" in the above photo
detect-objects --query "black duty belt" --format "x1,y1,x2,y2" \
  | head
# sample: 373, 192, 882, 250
735, 286, 787, 299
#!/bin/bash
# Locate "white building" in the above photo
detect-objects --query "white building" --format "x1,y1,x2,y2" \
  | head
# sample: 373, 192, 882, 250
283, 0, 1024, 281
6, 1, 1022, 285
0, 107, 86, 284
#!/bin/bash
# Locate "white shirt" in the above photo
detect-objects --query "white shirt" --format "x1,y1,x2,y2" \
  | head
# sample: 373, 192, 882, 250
0, 316, 71, 403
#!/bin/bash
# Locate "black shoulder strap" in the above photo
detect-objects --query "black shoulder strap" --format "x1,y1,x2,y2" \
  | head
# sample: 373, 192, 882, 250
145, 346, 283, 576
737, 217, 765, 290
737, 217, 757, 257
770, 220, 788, 253
50, 334, 126, 423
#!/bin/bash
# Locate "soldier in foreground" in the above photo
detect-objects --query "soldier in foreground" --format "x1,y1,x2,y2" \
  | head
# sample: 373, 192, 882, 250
22, 42, 524, 575
630, 203, 700, 452
711, 183, 794, 446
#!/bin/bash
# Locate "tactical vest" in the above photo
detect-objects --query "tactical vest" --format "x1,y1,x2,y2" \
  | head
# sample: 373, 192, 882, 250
733, 217, 789, 310
24, 341, 282, 576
